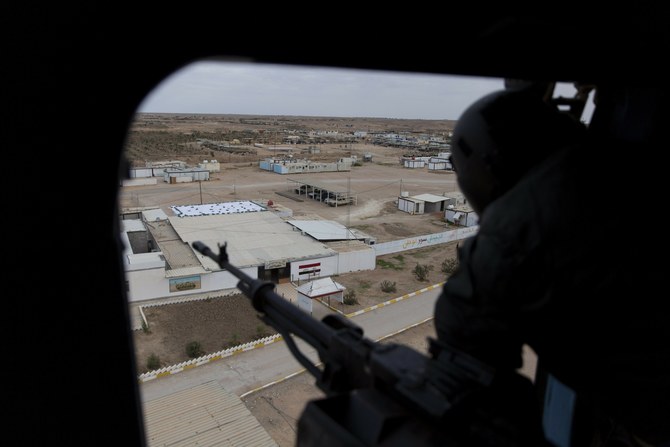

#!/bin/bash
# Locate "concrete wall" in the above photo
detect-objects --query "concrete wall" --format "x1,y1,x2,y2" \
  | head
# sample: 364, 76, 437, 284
373, 227, 479, 256
126, 266, 256, 303
335, 248, 376, 274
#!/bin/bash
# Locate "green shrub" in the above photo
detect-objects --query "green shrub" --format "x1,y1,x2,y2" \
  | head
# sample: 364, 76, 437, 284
343, 290, 358, 305
186, 341, 204, 358
413, 263, 433, 281
441, 258, 459, 275
380, 280, 397, 293
146, 353, 161, 370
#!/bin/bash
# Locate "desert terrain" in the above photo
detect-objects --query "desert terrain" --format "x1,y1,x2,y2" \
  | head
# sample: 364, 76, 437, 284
121, 113, 534, 446
123, 113, 463, 373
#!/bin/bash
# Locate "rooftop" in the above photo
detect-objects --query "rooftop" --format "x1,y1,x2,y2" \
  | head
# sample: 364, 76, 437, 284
171, 201, 265, 217
143, 380, 275, 447
408, 193, 452, 203
169, 211, 336, 269
296, 277, 346, 298
287, 219, 359, 241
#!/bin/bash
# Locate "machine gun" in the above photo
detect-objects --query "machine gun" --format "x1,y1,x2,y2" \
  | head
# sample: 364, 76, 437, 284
192, 241, 545, 446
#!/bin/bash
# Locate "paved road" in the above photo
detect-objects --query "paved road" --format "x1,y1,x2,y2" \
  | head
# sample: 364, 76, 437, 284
139, 288, 441, 402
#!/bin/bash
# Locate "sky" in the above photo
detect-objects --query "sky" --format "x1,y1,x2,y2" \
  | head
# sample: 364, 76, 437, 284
138, 60, 591, 121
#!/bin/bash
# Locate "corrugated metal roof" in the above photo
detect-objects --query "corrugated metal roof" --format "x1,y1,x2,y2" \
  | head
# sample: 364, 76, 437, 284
169, 211, 335, 269
143, 380, 277, 447
286, 177, 356, 194
411, 193, 451, 203
286, 220, 358, 241
157, 239, 201, 269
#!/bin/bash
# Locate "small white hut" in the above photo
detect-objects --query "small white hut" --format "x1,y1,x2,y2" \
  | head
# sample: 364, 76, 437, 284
295, 277, 346, 313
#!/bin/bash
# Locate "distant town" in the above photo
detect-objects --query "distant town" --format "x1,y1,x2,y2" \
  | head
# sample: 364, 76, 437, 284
124, 113, 456, 167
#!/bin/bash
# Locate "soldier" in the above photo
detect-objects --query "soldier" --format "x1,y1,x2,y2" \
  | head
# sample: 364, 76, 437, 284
428, 87, 669, 446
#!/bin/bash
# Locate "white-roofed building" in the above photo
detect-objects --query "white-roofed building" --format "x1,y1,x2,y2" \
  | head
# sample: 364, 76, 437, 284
121, 201, 377, 302
171, 211, 337, 273
397, 193, 455, 215
295, 277, 346, 313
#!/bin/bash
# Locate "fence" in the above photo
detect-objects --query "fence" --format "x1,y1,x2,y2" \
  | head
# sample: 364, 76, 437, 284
138, 334, 283, 382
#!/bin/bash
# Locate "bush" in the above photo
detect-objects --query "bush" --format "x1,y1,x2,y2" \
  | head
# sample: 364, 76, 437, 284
146, 353, 161, 370
343, 290, 358, 305
380, 280, 397, 293
413, 263, 433, 281
441, 258, 459, 276
186, 341, 204, 358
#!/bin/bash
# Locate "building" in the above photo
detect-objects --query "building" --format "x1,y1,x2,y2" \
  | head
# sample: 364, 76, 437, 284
427, 152, 453, 171
402, 158, 426, 169
121, 201, 374, 302
445, 204, 479, 227
198, 159, 221, 172
397, 193, 455, 215
259, 158, 351, 174
295, 277, 346, 314
163, 167, 210, 183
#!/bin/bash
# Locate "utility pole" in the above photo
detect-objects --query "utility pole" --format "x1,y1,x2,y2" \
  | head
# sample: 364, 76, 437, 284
199, 180, 203, 204
347, 176, 351, 230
